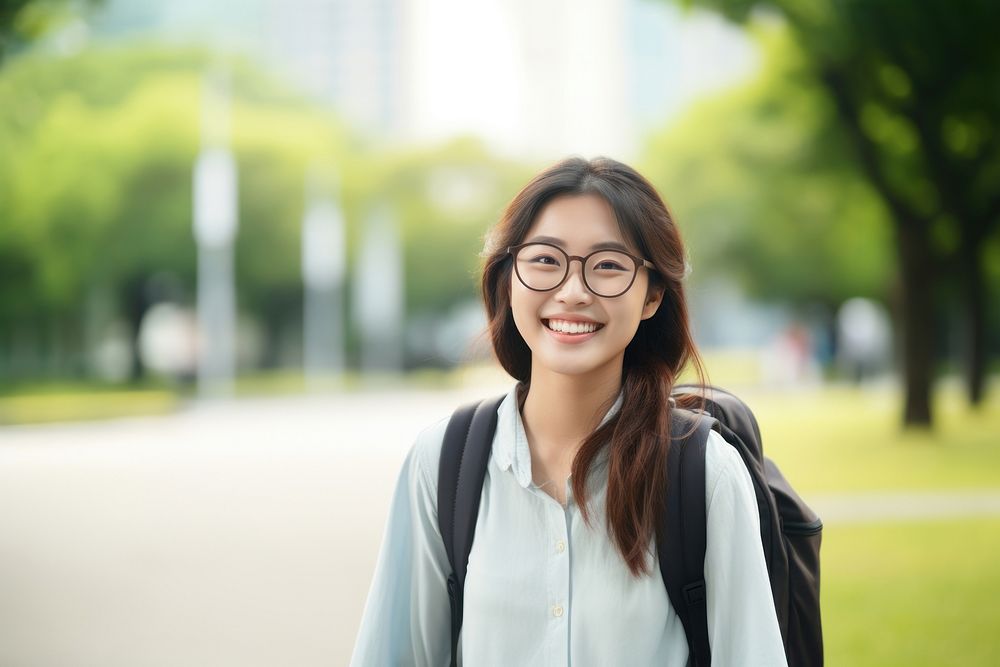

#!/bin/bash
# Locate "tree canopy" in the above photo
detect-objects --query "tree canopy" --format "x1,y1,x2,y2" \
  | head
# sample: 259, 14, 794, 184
667, 0, 1000, 425
642, 29, 892, 308
0, 44, 528, 378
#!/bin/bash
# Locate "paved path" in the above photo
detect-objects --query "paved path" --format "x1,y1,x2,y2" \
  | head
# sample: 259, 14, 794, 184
0, 383, 511, 667
0, 385, 997, 666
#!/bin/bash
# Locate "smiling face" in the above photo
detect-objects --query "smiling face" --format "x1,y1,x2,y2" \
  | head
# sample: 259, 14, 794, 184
510, 193, 663, 381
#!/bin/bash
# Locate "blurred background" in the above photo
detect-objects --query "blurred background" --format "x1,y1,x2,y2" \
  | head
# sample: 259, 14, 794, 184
0, 0, 998, 665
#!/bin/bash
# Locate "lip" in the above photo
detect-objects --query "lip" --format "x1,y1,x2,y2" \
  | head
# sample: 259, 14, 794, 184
544, 326, 600, 344
541, 317, 604, 344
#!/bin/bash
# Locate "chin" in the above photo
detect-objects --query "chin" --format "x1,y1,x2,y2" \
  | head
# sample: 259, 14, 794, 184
533, 347, 620, 378
546, 359, 601, 377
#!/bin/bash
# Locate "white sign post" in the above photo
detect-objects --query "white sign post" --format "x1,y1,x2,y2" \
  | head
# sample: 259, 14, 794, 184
302, 174, 346, 387
193, 71, 238, 398
353, 203, 404, 376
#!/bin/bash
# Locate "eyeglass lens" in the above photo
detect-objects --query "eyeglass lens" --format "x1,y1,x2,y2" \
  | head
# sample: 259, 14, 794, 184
514, 243, 637, 297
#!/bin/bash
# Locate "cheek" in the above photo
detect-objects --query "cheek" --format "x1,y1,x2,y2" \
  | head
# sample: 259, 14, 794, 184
608, 297, 647, 336
509, 279, 542, 332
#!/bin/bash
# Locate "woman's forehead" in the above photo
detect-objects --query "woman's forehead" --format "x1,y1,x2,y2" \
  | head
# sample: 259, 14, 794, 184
525, 194, 634, 252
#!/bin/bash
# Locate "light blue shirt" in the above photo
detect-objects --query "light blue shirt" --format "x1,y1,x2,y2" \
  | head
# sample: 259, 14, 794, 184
350, 385, 787, 666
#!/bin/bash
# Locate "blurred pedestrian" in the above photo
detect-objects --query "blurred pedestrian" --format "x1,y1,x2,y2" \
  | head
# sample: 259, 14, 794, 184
836, 297, 892, 384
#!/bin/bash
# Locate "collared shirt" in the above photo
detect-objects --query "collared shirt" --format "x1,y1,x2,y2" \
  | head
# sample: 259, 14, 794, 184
350, 384, 787, 666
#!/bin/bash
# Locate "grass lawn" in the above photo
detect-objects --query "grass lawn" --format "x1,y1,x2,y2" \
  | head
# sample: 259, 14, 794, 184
742, 385, 1000, 493
822, 517, 1000, 666
0, 387, 180, 425
0, 369, 461, 425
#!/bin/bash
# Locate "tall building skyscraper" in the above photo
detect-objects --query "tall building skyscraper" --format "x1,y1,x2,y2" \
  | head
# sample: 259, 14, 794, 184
82, 0, 756, 158
260, 0, 408, 135
87, 0, 410, 136
502, 0, 633, 159
403, 0, 757, 160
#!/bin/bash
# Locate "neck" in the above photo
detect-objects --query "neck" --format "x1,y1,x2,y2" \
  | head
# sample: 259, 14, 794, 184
520, 359, 623, 461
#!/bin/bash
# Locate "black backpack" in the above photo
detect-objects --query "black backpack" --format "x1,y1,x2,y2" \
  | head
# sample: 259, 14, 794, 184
437, 384, 823, 667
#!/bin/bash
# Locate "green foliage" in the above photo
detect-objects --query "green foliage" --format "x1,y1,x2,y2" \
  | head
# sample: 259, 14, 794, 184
674, 0, 1000, 422
641, 29, 892, 306
0, 0, 103, 64
0, 43, 523, 377
366, 140, 531, 316
0, 45, 324, 341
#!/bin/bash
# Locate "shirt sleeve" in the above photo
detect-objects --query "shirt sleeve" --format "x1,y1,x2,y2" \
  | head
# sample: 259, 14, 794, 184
349, 418, 453, 667
703, 430, 788, 667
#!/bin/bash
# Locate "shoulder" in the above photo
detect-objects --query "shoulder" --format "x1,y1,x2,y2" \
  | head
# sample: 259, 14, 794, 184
704, 428, 743, 476
407, 388, 515, 500
703, 428, 755, 508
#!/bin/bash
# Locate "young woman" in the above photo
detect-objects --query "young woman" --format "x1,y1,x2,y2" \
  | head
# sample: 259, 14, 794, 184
350, 157, 786, 666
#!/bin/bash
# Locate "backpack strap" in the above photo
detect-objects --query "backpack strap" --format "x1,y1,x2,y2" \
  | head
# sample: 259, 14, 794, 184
438, 395, 505, 667
660, 409, 716, 667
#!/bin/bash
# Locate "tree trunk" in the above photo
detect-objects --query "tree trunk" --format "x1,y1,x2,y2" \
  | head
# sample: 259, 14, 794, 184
818, 66, 938, 428
123, 276, 148, 383
894, 222, 935, 427
959, 239, 986, 407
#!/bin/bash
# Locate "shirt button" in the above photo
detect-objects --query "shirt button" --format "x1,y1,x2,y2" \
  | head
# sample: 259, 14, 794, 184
556, 540, 566, 553
552, 604, 564, 618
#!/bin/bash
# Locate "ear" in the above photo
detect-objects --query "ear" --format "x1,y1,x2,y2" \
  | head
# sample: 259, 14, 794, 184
641, 284, 664, 320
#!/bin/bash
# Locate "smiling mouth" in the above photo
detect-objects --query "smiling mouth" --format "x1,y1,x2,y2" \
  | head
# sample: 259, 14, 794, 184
542, 319, 606, 335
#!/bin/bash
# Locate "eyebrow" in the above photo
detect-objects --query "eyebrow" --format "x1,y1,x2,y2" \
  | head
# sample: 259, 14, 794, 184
524, 235, 633, 254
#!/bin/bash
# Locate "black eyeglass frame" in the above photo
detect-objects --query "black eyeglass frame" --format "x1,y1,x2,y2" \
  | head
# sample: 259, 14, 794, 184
506, 242, 656, 298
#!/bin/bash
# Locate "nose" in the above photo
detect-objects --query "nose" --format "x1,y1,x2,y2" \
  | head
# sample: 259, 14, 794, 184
554, 258, 592, 304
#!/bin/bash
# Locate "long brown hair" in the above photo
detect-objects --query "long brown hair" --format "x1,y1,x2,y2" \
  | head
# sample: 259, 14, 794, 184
480, 156, 708, 576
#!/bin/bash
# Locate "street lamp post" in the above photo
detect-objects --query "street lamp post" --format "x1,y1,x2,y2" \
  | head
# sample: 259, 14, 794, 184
353, 202, 403, 376
192, 70, 238, 398
302, 168, 347, 387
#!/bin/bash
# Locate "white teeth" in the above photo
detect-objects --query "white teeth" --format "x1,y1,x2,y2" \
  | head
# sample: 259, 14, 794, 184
547, 319, 600, 334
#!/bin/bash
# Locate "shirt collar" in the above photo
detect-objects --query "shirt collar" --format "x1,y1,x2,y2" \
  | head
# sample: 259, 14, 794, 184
493, 383, 625, 489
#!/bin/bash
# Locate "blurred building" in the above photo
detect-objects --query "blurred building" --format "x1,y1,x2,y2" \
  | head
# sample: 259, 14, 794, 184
84, 0, 756, 159
87, 0, 409, 136
407, 0, 758, 159
491, 0, 758, 159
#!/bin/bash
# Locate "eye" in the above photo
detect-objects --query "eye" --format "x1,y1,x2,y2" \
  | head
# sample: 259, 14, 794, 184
528, 253, 561, 266
595, 260, 627, 271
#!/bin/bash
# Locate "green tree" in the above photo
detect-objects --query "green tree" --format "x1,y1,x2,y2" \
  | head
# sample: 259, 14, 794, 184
673, 0, 1000, 427
0, 44, 523, 380
643, 31, 892, 313
0, 0, 101, 65
0, 46, 351, 377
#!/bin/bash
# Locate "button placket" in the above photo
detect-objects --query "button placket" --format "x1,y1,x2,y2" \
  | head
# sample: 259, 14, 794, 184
544, 500, 570, 664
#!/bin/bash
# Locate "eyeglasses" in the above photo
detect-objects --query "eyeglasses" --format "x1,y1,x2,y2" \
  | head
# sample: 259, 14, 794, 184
507, 242, 655, 298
